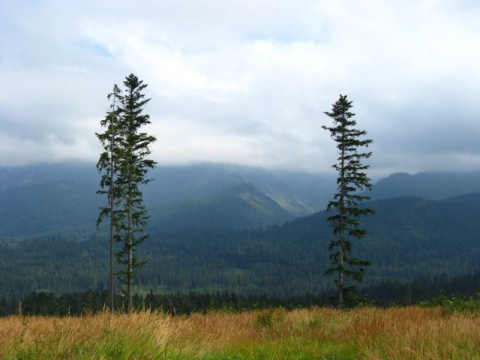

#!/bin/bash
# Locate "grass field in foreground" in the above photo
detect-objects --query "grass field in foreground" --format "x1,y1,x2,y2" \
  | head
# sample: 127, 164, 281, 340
1, 306, 479, 359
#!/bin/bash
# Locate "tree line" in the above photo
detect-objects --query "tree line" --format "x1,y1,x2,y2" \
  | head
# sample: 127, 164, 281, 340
3, 271, 480, 316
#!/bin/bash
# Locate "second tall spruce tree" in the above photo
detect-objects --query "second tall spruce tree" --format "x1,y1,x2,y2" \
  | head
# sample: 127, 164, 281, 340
323, 94, 374, 307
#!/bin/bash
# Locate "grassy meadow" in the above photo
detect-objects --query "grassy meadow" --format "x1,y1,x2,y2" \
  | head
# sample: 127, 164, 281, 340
1, 306, 479, 359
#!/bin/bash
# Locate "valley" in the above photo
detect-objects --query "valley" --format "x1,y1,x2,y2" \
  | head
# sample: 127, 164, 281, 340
1, 163, 480, 302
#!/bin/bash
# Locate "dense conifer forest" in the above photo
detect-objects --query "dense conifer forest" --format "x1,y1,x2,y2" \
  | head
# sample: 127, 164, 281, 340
2, 191, 480, 309
2, 271, 480, 316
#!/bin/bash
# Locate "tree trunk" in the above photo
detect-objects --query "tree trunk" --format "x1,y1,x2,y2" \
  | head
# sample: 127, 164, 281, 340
127, 181, 133, 313
109, 156, 114, 312
338, 145, 346, 307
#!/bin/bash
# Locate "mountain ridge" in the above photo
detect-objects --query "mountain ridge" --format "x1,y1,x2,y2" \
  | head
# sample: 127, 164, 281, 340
2, 163, 480, 238
371, 171, 480, 200
148, 182, 294, 231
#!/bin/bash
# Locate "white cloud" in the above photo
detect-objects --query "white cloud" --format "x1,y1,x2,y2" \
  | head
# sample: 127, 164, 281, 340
1, 0, 480, 176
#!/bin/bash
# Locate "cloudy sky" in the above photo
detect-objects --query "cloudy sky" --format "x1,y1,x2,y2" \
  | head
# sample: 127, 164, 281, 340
1, 0, 480, 177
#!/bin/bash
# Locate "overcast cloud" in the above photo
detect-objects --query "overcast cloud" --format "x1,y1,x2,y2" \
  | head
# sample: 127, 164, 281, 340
1, 0, 480, 177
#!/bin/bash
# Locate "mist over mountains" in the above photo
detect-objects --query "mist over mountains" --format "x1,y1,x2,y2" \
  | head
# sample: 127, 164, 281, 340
1, 163, 480, 237
0, 162, 335, 237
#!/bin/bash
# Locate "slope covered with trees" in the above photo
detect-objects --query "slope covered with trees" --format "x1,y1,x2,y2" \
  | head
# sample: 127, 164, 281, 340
0, 179, 100, 237
2, 193, 480, 300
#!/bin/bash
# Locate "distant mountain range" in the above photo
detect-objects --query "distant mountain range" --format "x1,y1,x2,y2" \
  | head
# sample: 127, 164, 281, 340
2, 162, 480, 298
2, 163, 480, 237
0, 162, 334, 237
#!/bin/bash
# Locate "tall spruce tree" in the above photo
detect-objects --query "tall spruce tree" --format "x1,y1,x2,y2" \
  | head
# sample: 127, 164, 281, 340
96, 84, 123, 312
115, 74, 157, 312
96, 74, 156, 312
322, 94, 374, 307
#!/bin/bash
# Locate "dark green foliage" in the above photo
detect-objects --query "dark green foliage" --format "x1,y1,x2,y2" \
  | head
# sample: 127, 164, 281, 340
419, 293, 480, 314
323, 95, 374, 306
363, 272, 480, 307
0, 234, 108, 300
96, 74, 157, 312
1, 289, 329, 316
2, 272, 480, 316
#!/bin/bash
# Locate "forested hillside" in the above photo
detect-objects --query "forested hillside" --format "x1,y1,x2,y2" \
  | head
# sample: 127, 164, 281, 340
0, 179, 100, 237
0, 163, 334, 237
2, 193, 480, 300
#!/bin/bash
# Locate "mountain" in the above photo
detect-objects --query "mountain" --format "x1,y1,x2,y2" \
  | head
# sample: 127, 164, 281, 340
0, 162, 335, 213
142, 163, 335, 216
2, 193, 480, 298
149, 182, 294, 231
371, 171, 480, 200
0, 162, 335, 237
4, 163, 480, 238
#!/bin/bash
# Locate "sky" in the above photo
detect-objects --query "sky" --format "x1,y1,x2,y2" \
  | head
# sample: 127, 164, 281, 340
1, 0, 480, 178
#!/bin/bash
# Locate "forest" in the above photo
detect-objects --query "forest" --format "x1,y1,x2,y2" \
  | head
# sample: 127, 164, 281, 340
1, 189, 480, 314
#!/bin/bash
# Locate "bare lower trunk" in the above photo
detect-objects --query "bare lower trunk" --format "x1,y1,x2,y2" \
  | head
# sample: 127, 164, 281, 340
109, 161, 115, 312
127, 188, 133, 313
109, 210, 114, 312
338, 246, 344, 307
338, 150, 345, 307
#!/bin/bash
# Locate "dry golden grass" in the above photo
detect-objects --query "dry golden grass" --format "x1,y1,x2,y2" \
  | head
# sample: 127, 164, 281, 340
0, 307, 479, 359
355, 307, 480, 359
